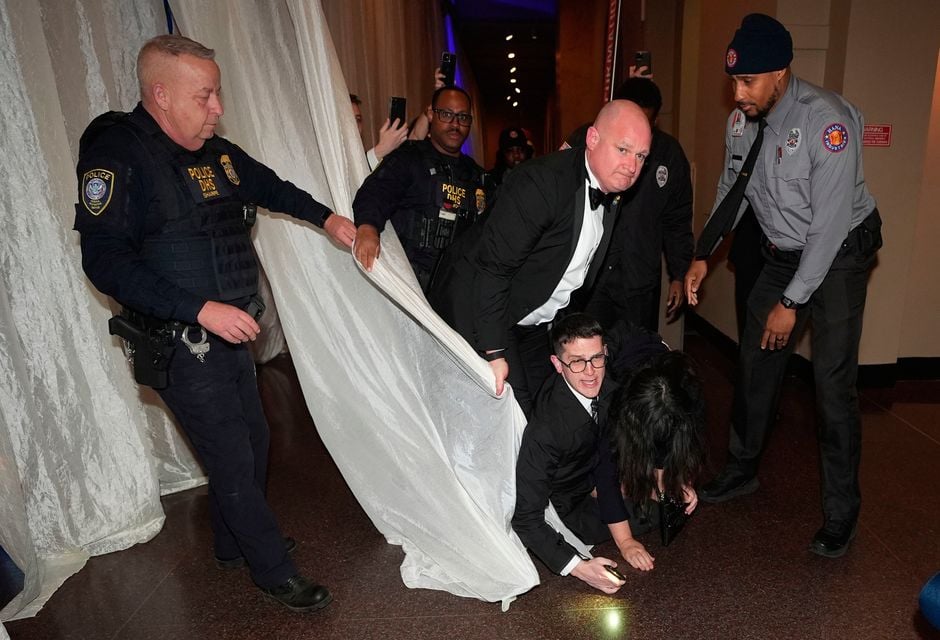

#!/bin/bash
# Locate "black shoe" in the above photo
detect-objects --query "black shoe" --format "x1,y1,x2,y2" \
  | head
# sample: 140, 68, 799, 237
810, 518, 858, 558
215, 537, 297, 570
698, 469, 759, 503
260, 575, 332, 612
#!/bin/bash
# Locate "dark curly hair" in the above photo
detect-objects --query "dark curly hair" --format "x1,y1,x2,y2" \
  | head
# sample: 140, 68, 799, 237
609, 351, 707, 512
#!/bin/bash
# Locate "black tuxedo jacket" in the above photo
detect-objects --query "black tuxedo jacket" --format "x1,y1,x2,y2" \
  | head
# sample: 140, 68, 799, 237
511, 375, 621, 574
429, 149, 619, 351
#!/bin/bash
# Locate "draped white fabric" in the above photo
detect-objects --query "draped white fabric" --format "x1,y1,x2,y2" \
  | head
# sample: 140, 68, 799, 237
0, 0, 602, 619
0, 0, 206, 621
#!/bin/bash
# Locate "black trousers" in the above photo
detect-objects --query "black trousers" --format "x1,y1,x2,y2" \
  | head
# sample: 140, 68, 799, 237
585, 282, 660, 334
158, 334, 296, 589
506, 323, 555, 417
727, 211, 881, 520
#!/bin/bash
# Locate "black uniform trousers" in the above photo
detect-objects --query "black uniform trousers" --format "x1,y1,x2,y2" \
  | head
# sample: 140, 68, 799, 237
728, 211, 881, 520
158, 333, 296, 589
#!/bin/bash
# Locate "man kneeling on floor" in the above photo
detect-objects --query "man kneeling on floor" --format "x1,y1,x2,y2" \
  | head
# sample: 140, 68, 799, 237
511, 313, 705, 593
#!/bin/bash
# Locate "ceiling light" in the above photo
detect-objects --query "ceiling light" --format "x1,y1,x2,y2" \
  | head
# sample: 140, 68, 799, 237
507, 52, 515, 59
510, 66, 517, 73
506, 95, 511, 100
510, 78, 517, 84
514, 87, 521, 94
512, 101, 519, 107
505, 34, 513, 41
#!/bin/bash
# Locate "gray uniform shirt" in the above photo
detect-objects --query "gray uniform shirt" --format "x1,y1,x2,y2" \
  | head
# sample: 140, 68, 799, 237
711, 75, 877, 303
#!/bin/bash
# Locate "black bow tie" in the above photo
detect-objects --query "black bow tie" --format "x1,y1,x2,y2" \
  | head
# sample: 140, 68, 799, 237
589, 186, 613, 210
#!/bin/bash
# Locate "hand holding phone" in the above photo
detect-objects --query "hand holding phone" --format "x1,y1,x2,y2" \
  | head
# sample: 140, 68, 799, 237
634, 50, 652, 76
388, 96, 407, 128
604, 564, 626, 581
440, 52, 456, 87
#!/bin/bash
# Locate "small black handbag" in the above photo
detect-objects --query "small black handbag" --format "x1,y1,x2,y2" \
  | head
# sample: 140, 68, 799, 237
657, 491, 689, 547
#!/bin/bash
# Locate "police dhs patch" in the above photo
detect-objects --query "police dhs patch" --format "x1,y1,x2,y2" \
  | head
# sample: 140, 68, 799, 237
656, 165, 668, 188
220, 154, 240, 185
81, 169, 114, 215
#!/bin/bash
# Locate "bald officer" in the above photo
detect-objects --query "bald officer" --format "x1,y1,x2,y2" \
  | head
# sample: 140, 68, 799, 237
685, 14, 882, 558
74, 35, 355, 611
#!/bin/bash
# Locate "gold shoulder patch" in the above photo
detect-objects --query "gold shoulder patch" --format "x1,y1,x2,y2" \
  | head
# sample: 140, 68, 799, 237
81, 169, 114, 215
220, 154, 240, 185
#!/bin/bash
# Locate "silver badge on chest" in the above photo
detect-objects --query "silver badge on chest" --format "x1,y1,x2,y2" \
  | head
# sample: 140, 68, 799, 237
786, 128, 801, 155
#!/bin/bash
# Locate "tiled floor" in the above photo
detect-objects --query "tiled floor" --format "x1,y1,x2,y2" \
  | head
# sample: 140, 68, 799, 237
6, 331, 940, 639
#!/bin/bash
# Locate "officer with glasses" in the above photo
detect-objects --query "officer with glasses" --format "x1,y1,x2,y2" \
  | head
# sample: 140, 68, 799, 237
354, 86, 485, 292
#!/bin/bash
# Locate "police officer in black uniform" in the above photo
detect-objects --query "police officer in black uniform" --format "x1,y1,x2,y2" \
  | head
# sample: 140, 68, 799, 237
353, 86, 485, 291
74, 35, 356, 612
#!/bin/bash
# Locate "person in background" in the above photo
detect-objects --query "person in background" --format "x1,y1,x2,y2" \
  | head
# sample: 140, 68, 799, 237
487, 126, 533, 190
353, 86, 485, 292
350, 93, 408, 171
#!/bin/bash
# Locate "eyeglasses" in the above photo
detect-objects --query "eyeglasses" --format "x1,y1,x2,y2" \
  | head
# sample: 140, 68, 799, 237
433, 109, 473, 126
558, 353, 607, 373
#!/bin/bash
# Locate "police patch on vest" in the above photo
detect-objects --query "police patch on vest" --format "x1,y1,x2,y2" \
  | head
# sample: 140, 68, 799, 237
656, 165, 668, 188
823, 123, 848, 153
731, 109, 746, 137
81, 169, 114, 215
442, 182, 468, 209
220, 154, 240, 185
182, 162, 233, 202
786, 128, 801, 155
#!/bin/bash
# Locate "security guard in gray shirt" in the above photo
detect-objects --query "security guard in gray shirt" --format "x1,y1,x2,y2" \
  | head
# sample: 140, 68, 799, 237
684, 14, 883, 558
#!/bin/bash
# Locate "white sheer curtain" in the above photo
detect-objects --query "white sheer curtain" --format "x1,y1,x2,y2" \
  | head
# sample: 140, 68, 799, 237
0, 0, 205, 621
0, 0, 603, 621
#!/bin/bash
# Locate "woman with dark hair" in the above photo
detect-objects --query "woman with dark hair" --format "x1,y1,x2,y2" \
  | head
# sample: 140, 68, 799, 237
597, 350, 708, 571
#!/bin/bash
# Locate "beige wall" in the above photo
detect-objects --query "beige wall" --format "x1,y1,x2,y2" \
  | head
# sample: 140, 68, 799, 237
678, 0, 940, 364
841, 0, 940, 361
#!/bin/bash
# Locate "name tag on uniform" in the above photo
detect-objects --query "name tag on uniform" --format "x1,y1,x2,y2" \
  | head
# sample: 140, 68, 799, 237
181, 162, 233, 202
731, 109, 746, 137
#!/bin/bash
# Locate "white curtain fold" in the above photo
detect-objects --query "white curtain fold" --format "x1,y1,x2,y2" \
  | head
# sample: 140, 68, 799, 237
0, 0, 203, 621
171, 0, 542, 604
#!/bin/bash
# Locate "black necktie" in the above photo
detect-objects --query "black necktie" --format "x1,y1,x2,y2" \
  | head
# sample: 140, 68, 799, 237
588, 185, 612, 210
590, 397, 599, 422
695, 118, 767, 258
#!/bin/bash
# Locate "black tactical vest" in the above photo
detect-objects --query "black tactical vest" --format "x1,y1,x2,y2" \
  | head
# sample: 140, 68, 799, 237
388, 142, 484, 276
81, 112, 258, 302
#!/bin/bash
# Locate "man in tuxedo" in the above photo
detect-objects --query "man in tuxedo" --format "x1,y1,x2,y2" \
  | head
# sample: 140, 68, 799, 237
511, 313, 652, 593
430, 100, 651, 414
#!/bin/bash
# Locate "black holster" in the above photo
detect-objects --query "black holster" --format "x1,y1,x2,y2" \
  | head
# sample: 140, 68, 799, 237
108, 314, 174, 389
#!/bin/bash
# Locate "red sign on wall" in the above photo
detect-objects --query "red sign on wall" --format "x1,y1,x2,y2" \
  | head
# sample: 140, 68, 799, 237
863, 124, 892, 147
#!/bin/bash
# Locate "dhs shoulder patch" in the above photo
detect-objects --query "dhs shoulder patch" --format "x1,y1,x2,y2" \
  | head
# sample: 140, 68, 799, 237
81, 169, 114, 215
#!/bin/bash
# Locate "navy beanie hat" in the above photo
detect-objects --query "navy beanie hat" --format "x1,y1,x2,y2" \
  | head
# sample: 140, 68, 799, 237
725, 13, 793, 75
